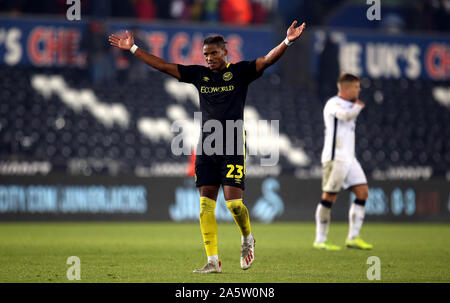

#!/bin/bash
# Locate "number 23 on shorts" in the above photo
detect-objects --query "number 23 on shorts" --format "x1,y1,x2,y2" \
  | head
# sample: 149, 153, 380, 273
226, 164, 244, 179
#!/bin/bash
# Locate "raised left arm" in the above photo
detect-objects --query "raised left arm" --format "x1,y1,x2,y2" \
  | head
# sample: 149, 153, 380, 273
255, 21, 306, 74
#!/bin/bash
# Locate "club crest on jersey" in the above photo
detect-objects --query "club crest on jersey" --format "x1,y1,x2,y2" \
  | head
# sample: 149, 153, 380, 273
202, 76, 210, 82
223, 72, 233, 81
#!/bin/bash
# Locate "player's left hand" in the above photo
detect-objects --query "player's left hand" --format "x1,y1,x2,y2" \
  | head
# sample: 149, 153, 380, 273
286, 20, 306, 43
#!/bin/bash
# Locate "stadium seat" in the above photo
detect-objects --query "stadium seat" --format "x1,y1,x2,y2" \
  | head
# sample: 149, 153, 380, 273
0, 66, 448, 177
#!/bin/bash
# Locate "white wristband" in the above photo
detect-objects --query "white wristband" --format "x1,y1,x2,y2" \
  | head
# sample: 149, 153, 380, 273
284, 37, 293, 46
130, 44, 138, 54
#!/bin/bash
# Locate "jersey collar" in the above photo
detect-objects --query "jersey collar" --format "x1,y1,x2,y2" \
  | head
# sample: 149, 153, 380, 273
336, 95, 354, 104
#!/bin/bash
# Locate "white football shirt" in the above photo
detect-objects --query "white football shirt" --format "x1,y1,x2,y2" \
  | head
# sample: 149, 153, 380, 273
321, 96, 363, 163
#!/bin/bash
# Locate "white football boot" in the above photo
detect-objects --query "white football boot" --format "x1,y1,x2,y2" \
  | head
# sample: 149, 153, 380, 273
193, 260, 222, 274
240, 235, 255, 270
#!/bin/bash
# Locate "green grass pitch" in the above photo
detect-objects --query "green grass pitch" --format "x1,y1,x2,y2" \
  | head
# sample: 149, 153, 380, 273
0, 222, 448, 283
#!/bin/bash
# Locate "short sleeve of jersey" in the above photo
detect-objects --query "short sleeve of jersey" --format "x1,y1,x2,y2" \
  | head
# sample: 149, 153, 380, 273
177, 64, 203, 84
325, 100, 338, 116
236, 60, 263, 84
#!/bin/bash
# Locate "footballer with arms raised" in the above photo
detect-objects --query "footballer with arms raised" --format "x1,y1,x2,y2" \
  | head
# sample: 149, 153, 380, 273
313, 73, 373, 251
109, 21, 306, 273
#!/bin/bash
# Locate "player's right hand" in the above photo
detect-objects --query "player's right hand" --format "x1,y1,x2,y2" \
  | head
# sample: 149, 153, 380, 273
108, 30, 134, 50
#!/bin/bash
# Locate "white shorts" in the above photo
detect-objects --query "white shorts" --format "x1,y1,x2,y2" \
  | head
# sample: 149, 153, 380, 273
322, 159, 367, 193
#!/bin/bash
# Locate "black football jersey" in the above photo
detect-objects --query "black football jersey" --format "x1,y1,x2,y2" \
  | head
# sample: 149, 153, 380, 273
178, 61, 263, 155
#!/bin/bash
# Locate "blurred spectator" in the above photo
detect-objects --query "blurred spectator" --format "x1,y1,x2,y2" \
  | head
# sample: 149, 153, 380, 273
133, 0, 157, 20
0, 0, 66, 15
170, 0, 190, 20
204, 0, 219, 22
251, 0, 268, 24
189, 0, 205, 21
220, 0, 253, 24
1, 0, 448, 31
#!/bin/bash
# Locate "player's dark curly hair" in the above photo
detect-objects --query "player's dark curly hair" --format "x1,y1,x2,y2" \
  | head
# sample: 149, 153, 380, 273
203, 35, 227, 49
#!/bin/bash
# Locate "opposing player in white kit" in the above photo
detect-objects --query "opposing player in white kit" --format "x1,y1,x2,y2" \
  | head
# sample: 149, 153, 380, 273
313, 73, 373, 250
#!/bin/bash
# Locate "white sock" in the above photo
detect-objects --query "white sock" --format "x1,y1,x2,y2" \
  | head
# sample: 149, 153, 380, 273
315, 203, 331, 243
208, 255, 218, 263
242, 233, 253, 244
348, 203, 365, 240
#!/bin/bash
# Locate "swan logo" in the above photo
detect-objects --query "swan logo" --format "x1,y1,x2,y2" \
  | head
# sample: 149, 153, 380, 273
251, 178, 284, 223
169, 177, 284, 222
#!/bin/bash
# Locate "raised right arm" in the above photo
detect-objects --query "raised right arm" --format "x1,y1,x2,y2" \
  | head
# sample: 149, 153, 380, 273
333, 100, 365, 121
108, 30, 181, 80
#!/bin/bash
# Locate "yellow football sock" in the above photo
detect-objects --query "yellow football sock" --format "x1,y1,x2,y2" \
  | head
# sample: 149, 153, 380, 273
199, 196, 218, 257
226, 199, 251, 237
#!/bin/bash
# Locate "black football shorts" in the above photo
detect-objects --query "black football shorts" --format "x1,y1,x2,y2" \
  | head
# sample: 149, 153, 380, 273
195, 154, 245, 190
